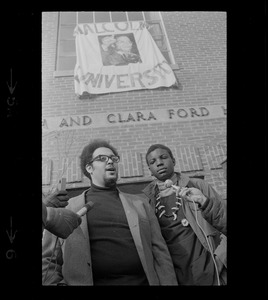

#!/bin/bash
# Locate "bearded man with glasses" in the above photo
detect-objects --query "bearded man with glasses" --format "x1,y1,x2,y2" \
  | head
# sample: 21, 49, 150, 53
42, 139, 177, 286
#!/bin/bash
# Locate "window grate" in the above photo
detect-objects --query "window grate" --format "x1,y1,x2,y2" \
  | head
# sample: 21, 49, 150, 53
56, 11, 175, 72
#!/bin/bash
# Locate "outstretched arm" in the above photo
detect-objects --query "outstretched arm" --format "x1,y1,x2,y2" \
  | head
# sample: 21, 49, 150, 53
42, 203, 81, 239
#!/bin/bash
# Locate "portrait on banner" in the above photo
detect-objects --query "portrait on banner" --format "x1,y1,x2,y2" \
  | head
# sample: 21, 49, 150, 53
98, 33, 142, 66
74, 21, 177, 95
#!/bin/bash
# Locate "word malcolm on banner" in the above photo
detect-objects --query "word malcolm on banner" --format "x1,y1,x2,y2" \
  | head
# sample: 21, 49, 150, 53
74, 21, 177, 96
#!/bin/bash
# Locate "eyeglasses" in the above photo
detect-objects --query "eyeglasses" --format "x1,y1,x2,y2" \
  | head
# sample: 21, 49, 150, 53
88, 154, 120, 164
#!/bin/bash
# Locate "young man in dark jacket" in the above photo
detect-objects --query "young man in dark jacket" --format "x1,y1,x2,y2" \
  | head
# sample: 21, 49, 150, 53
143, 144, 227, 285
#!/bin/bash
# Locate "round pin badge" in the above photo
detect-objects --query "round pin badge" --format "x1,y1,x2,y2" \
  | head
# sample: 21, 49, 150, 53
181, 218, 189, 226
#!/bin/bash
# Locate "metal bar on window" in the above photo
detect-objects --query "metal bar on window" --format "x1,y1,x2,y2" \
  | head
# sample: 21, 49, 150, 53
158, 11, 175, 64
93, 11, 95, 23
61, 24, 76, 27
56, 12, 61, 71
142, 11, 145, 21
60, 39, 75, 41
109, 11, 112, 22
76, 12, 78, 25
126, 12, 129, 22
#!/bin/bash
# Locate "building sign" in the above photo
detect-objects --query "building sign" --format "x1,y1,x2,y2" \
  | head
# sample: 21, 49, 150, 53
42, 105, 226, 132
74, 21, 177, 96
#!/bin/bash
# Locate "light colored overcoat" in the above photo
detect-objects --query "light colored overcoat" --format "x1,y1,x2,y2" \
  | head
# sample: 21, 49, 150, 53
42, 189, 178, 286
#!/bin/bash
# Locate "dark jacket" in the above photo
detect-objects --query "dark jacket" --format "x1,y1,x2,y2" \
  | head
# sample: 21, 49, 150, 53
142, 172, 227, 285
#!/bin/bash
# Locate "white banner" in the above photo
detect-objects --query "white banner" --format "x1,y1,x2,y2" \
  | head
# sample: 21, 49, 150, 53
74, 21, 177, 96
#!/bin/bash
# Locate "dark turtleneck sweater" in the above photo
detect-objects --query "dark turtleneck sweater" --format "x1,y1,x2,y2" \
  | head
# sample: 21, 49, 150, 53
85, 183, 149, 285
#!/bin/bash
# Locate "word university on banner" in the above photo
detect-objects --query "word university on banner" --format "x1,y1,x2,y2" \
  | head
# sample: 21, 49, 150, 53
74, 21, 177, 97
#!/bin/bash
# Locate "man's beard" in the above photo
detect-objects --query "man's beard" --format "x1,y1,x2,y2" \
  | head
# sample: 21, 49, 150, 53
104, 176, 117, 188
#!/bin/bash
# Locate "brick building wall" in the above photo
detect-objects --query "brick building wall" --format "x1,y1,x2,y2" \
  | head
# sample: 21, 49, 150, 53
42, 12, 226, 199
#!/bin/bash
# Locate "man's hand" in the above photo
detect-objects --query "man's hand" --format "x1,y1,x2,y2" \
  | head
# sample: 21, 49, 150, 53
44, 207, 82, 239
43, 189, 69, 208
177, 187, 207, 207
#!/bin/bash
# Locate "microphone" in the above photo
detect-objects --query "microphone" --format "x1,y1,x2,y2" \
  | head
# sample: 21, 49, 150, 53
164, 179, 181, 191
165, 180, 192, 201
76, 201, 94, 217
59, 177, 66, 191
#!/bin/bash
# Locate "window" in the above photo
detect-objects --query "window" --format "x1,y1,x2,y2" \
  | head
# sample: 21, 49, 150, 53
56, 11, 176, 74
